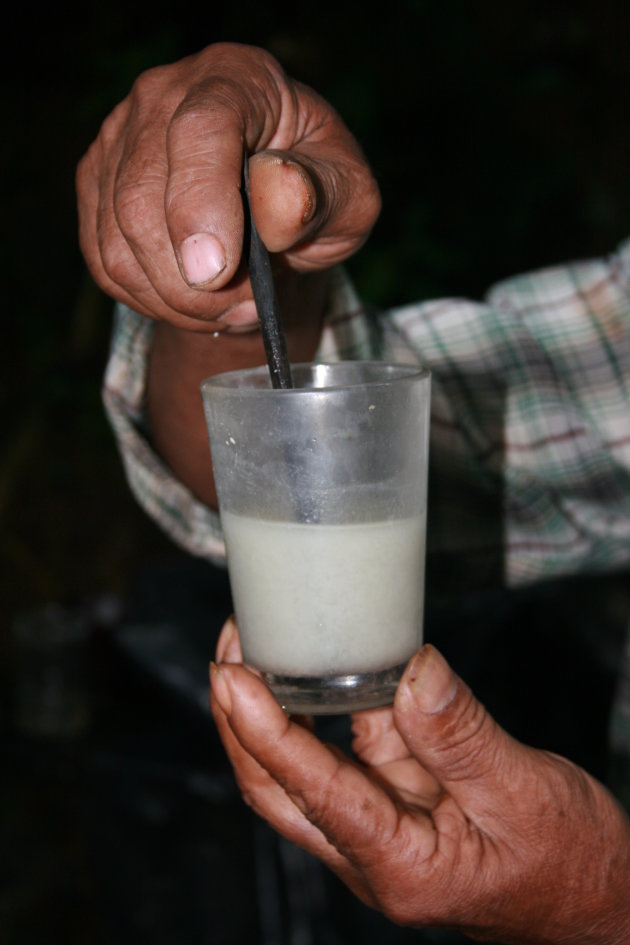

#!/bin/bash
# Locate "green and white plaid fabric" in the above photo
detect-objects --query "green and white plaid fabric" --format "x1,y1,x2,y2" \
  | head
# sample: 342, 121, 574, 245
103, 238, 630, 798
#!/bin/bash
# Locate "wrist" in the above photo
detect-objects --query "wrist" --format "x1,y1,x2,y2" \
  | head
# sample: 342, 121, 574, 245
146, 324, 266, 510
152, 267, 330, 378
151, 319, 267, 379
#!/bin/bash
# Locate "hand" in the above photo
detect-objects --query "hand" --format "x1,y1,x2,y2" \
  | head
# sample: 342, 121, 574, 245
76, 42, 380, 333
209, 618, 630, 945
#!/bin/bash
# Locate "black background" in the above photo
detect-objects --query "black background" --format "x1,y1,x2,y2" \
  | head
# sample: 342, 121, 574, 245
2, 3, 630, 943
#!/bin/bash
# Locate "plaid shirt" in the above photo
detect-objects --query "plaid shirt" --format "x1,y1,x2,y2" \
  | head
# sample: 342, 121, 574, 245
103, 237, 630, 802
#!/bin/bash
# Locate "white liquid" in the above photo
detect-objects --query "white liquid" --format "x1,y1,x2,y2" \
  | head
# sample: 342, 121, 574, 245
222, 511, 426, 677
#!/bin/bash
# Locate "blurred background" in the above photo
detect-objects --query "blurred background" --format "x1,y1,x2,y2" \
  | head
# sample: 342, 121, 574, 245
2, 1, 630, 943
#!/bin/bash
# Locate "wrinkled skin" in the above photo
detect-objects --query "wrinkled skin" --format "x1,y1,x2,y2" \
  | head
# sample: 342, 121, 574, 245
210, 618, 630, 945
76, 42, 381, 334
76, 42, 382, 506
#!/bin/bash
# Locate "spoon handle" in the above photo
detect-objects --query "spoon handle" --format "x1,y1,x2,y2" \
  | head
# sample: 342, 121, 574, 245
243, 156, 294, 390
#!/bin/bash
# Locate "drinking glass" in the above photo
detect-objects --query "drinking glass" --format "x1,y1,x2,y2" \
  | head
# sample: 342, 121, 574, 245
202, 361, 431, 714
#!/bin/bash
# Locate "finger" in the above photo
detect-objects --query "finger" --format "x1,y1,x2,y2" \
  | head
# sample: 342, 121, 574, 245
247, 151, 318, 252
76, 126, 157, 317
85, 102, 178, 316
161, 44, 288, 290
77, 113, 249, 330
213, 662, 439, 872
94, 197, 250, 329
215, 616, 243, 664
165, 90, 379, 281
249, 141, 381, 270
393, 645, 524, 825
215, 617, 313, 730
209, 663, 375, 906
165, 95, 246, 290
113, 111, 254, 322
214, 618, 265, 681
352, 708, 443, 807
351, 706, 409, 765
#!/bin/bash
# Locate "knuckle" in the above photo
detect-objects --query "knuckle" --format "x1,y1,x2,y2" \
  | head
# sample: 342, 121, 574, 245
364, 173, 383, 225
200, 41, 284, 82
294, 760, 346, 825
436, 692, 500, 782
282, 757, 362, 836
130, 62, 172, 102
352, 166, 382, 233
98, 237, 131, 289
113, 181, 154, 242
78, 229, 100, 276
350, 710, 393, 762
170, 76, 253, 133
237, 783, 258, 813
98, 99, 130, 149
534, 752, 594, 819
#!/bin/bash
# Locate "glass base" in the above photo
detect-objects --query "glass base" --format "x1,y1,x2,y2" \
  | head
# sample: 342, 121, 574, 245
263, 662, 408, 715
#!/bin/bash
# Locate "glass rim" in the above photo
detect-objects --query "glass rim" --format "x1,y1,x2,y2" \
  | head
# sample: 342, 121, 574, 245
201, 360, 431, 397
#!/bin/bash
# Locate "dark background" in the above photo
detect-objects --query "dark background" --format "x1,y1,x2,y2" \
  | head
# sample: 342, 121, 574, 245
2, 2, 630, 943
3, 0, 630, 629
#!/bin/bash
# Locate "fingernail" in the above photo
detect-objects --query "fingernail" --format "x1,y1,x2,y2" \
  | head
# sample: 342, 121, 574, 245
215, 618, 234, 662
210, 661, 232, 715
285, 160, 315, 224
216, 616, 240, 663
218, 300, 259, 329
405, 645, 457, 714
254, 153, 316, 224
179, 233, 226, 286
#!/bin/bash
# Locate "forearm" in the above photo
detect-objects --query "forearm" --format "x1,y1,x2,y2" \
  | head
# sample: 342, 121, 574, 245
146, 270, 330, 509
147, 326, 257, 509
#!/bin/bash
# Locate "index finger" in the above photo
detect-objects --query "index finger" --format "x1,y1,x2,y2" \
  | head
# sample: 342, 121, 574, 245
113, 85, 248, 300
165, 89, 249, 288
213, 662, 439, 871
210, 661, 376, 907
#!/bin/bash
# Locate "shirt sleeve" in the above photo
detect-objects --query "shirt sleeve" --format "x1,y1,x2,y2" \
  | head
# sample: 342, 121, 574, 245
102, 305, 228, 566
377, 237, 630, 587
102, 242, 630, 587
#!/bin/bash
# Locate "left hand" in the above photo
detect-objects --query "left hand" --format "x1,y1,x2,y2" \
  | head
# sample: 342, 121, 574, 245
210, 617, 630, 945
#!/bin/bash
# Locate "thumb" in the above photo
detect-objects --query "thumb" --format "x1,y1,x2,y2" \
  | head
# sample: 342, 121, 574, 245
248, 150, 319, 254
248, 146, 381, 270
393, 645, 521, 816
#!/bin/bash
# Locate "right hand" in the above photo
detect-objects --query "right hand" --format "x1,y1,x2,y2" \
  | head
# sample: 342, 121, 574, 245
76, 42, 381, 333
210, 618, 630, 944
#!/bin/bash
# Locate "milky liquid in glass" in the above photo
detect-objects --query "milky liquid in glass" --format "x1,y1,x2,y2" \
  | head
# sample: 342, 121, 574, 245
222, 511, 426, 679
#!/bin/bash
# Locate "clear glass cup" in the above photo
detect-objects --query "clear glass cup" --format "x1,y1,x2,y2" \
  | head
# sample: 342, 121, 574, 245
202, 361, 431, 715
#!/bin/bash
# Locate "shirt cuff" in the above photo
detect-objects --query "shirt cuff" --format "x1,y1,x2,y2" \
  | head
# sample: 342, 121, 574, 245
102, 303, 227, 565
